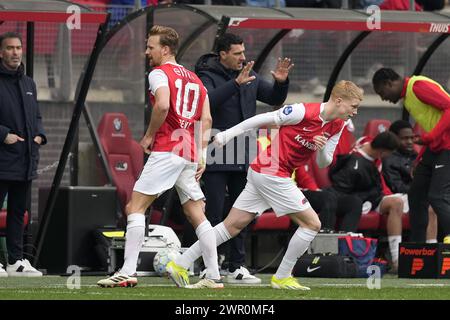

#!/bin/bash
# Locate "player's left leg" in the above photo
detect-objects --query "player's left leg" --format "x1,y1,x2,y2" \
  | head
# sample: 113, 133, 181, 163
97, 191, 156, 288
98, 152, 186, 288
271, 208, 320, 290
426, 207, 438, 243
182, 199, 221, 282
379, 195, 404, 271
168, 207, 257, 288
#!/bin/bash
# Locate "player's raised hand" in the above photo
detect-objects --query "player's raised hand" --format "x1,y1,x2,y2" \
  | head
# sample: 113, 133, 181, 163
235, 61, 256, 86
271, 57, 294, 83
140, 135, 153, 154
313, 135, 328, 150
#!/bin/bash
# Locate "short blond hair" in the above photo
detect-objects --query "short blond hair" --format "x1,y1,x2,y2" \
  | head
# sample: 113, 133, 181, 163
148, 25, 179, 55
331, 80, 364, 101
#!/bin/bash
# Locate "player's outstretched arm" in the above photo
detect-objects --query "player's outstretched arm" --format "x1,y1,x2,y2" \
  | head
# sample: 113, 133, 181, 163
214, 104, 305, 147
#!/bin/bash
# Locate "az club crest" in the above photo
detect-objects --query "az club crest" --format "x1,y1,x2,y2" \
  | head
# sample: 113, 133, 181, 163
113, 118, 122, 132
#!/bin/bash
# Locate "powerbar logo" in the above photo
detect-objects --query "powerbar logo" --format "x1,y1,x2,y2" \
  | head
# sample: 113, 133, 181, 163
441, 257, 450, 275
429, 23, 449, 33
400, 247, 437, 256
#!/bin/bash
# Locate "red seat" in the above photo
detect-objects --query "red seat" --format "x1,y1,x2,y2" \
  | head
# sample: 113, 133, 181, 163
0, 209, 29, 232
97, 113, 143, 212
378, 213, 410, 230
357, 211, 381, 231
363, 119, 392, 137
251, 211, 291, 232
97, 113, 184, 231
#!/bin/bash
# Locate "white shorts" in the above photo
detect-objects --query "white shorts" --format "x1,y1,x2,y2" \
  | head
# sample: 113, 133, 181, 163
133, 152, 204, 205
376, 193, 409, 214
233, 168, 311, 217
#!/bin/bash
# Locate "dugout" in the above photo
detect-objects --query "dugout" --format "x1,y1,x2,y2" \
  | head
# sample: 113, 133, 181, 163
2, 2, 448, 270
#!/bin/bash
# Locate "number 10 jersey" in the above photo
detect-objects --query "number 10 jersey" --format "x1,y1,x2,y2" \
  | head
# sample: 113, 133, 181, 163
148, 62, 207, 162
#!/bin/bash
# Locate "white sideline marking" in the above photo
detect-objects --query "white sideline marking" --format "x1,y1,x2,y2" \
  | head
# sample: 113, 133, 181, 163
408, 284, 447, 287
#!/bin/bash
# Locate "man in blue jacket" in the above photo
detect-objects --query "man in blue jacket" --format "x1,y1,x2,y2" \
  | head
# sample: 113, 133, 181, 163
191, 33, 292, 283
0, 32, 46, 277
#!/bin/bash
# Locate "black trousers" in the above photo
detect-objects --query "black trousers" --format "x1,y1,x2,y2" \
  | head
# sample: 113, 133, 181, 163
0, 180, 31, 265
202, 171, 248, 272
409, 148, 450, 242
305, 189, 362, 232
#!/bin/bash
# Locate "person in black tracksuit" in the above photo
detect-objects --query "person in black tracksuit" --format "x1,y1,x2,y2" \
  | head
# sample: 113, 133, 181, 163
190, 33, 292, 283
382, 120, 438, 242
0, 32, 46, 276
329, 132, 408, 270
294, 164, 362, 232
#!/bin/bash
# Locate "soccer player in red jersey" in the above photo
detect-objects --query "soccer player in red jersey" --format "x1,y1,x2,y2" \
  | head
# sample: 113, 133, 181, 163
98, 25, 222, 288
373, 68, 450, 244
168, 80, 363, 289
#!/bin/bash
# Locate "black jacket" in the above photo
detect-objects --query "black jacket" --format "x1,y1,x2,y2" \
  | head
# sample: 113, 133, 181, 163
329, 153, 384, 208
382, 149, 417, 194
195, 53, 289, 171
0, 62, 46, 181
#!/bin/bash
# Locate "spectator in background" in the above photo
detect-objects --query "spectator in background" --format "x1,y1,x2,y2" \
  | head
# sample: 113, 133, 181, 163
0, 32, 46, 277
382, 120, 438, 243
373, 68, 450, 245
414, 0, 445, 11
379, 0, 422, 10
330, 132, 406, 271
354, 0, 383, 9
285, 0, 342, 7
193, 33, 293, 284
247, 0, 285, 7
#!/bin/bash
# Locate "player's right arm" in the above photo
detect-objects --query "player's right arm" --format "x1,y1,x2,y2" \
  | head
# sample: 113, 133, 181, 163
195, 96, 212, 181
141, 70, 170, 154
214, 104, 305, 147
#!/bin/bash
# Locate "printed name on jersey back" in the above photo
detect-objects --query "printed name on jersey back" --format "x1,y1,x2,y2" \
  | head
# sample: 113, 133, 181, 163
172, 66, 195, 81
179, 118, 193, 129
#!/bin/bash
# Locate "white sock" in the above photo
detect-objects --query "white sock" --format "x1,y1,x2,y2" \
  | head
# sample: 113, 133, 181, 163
275, 227, 317, 279
121, 213, 145, 276
175, 222, 231, 270
426, 239, 437, 243
388, 235, 402, 265
195, 220, 220, 280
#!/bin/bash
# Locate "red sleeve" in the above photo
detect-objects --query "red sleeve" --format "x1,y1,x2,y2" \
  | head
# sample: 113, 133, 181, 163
413, 80, 450, 144
413, 80, 450, 111
295, 165, 319, 191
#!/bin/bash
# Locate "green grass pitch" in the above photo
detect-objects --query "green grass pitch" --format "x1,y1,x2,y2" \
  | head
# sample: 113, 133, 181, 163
1, 274, 450, 300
